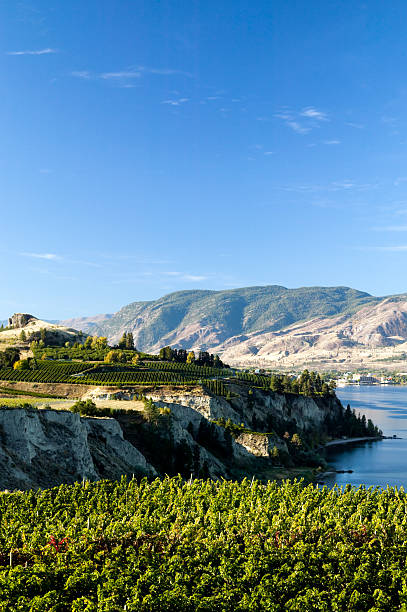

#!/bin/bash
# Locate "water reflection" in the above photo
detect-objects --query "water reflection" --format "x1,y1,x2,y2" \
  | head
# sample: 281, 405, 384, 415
322, 386, 407, 488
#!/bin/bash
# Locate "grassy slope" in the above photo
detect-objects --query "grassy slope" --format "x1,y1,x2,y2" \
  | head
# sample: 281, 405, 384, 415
88, 285, 380, 349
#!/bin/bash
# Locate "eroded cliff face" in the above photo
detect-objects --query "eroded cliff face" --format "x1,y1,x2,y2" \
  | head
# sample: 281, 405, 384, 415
146, 385, 341, 473
0, 385, 341, 490
0, 408, 156, 491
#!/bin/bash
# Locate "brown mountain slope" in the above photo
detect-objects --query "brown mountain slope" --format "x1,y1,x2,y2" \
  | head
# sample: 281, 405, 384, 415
60, 286, 407, 371
217, 298, 407, 370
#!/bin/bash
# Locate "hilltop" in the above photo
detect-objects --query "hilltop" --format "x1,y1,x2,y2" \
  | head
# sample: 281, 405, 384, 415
61, 285, 407, 370
0, 313, 84, 351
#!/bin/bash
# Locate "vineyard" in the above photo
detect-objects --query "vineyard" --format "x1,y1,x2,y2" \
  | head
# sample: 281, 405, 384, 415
0, 350, 336, 401
0, 477, 406, 610
0, 362, 93, 384
0, 358, 234, 395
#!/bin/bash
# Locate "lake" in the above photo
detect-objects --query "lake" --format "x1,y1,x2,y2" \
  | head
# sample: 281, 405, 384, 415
322, 385, 407, 489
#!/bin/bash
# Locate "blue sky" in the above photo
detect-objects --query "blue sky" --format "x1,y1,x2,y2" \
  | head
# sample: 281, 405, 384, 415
2, 1, 407, 319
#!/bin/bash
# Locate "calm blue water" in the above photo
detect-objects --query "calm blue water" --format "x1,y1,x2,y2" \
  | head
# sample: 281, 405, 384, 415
323, 386, 407, 489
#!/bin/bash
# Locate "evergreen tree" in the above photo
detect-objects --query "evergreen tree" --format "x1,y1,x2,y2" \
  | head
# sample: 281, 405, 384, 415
126, 332, 135, 350
270, 375, 283, 393
118, 333, 127, 349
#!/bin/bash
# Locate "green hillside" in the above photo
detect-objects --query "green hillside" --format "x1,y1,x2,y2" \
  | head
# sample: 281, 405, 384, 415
72, 285, 379, 351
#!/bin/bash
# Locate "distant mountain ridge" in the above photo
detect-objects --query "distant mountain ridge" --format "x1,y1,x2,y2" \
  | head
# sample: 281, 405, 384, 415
62, 285, 378, 348
58, 284, 407, 370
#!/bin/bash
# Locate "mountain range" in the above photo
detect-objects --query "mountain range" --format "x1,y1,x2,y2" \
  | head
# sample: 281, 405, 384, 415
60, 285, 407, 371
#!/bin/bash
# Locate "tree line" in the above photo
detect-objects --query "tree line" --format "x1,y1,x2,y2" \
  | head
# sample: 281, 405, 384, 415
158, 346, 227, 368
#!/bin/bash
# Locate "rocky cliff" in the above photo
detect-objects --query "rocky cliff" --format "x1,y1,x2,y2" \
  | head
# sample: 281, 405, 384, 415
0, 407, 156, 490
0, 383, 343, 490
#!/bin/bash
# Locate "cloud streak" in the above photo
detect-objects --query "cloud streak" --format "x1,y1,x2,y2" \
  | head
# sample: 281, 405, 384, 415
361, 245, 407, 252
7, 48, 57, 56
161, 98, 189, 106
300, 107, 328, 121
72, 65, 192, 85
21, 252, 60, 260
274, 106, 329, 134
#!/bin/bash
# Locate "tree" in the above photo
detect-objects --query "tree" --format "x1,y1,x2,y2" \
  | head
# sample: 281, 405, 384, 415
105, 350, 126, 364
126, 332, 135, 350
186, 351, 195, 365
270, 375, 283, 393
19, 330, 27, 342
84, 336, 93, 349
132, 354, 140, 365
13, 359, 29, 370
291, 433, 302, 447
118, 333, 127, 349
144, 398, 161, 424
0, 348, 20, 367
91, 336, 108, 350
40, 328, 47, 343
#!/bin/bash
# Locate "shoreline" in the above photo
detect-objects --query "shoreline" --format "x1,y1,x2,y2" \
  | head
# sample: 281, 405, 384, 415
324, 435, 382, 448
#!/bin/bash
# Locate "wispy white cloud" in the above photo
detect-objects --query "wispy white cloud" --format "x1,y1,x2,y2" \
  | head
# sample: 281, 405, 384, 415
370, 245, 407, 252
101, 71, 141, 79
394, 177, 407, 187
72, 65, 191, 85
287, 121, 310, 134
279, 180, 378, 193
346, 122, 365, 129
162, 271, 207, 281
21, 252, 60, 261
161, 98, 189, 106
274, 106, 329, 134
20, 252, 100, 268
6, 48, 57, 56
323, 139, 341, 145
183, 275, 207, 282
382, 115, 398, 125
300, 107, 328, 121
71, 71, 91, 79
371, 225, 407, 232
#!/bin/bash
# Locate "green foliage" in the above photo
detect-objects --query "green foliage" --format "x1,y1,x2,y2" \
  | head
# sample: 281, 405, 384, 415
85, 286, 380, 349
237, 370, 333, 397
0, 348, 20, 368
104, 349, 127, 364
1, 478, 407, 610
158, 346, 228, 368
0, 361, 93, 384
325, 404, 382, 438
34, 345, 110, 361
70, 399, 100, 416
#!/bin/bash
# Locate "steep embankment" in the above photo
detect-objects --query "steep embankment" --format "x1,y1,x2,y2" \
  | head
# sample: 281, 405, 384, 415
0, 384, 344, 490
0, 407, 156, 490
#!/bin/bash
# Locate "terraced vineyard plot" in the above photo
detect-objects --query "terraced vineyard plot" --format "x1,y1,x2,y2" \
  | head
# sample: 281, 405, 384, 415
144, 361, 232, 378
0, 362, 93, 384
79, 370, 200, 386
